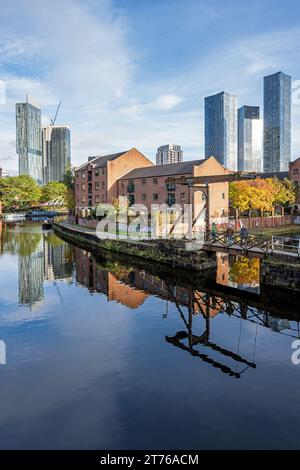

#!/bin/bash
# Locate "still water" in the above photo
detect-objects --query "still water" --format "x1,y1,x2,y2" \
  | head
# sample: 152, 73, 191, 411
0, 221, 300, 450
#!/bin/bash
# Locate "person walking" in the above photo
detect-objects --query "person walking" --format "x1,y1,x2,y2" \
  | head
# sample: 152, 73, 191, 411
226, 224, 234, 244
240, 226, 248, 245
211, 222, 217, 241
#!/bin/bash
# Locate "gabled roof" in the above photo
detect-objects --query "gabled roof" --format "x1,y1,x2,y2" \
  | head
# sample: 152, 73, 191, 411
290, 157, 300, 165
77, 150, 130, 170
257, 171, 289, 180
120, 159, 205, 179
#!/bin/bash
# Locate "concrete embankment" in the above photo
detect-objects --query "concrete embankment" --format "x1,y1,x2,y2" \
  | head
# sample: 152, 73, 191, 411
261, 258, 300, 292
53, 221, 216, 272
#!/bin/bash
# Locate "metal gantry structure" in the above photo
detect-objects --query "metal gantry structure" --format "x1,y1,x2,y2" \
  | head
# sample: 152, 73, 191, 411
50, 101, 62, 126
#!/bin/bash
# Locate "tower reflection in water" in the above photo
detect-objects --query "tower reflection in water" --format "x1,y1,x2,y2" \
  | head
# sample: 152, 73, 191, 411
0, 222, 74, 308
2, 220, 298, 379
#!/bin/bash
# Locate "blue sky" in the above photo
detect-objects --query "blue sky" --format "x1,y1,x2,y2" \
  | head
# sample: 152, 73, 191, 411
0, 0, 299, 174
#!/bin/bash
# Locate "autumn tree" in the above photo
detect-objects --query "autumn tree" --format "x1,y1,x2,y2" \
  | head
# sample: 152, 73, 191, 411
229, 177, 296, 217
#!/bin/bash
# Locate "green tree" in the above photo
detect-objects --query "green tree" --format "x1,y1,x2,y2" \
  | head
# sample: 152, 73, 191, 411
0, 175, 41, 209
41, 181, 68, 203
62, 167, 75, 190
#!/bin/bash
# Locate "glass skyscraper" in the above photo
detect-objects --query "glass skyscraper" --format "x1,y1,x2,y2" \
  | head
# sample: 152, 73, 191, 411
205, 91, 237, 170
42, 125, 71, 183
16, 95, 43, 185
238, 106, 263, 172
263, 71, 291, 172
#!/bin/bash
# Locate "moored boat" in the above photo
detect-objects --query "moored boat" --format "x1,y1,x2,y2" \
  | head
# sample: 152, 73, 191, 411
2, 213, 26, 221
25, 210, 57, 219
42, 219, 53, 230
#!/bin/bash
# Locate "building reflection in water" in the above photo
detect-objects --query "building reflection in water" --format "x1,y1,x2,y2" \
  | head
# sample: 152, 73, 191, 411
18, 237, 44, 307
74, 247, 300, 379
0, 223, 74, 308
216, 253, 260, 293
2, 222, 298, 377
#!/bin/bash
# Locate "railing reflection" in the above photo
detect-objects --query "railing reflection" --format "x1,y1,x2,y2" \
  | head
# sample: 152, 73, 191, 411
74, 247, 300, 378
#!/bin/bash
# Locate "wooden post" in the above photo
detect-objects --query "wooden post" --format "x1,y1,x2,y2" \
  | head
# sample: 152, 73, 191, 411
205, 184, 210, 235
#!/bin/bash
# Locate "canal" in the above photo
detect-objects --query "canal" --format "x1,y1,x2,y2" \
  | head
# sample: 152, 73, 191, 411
0, 220, 300, 450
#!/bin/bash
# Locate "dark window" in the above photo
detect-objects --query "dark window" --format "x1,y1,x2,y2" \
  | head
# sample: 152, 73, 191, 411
142, 194, 146, 200
181, 193, 186, 202
95, 169, 99, 177
166, 182, 176, 191
127, 181, 135, 193
153, 178, 158, 184
167, 193, 176, 206
142, 178, 146, 185
153, 193, 158, 200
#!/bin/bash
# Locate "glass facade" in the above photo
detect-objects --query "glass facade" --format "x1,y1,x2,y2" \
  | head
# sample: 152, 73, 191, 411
263, 71, 291, 172
16, 96, 42, 185
238, 106, 263, 172
42, 126, 71, 183
205, 91, 237, 170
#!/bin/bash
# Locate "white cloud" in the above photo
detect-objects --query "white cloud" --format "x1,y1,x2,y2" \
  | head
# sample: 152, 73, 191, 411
0, 0, 300, 174
149, 94, 183, 111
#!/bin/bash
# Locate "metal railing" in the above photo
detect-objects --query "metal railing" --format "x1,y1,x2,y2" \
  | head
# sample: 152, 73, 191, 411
271, 236, 300, 256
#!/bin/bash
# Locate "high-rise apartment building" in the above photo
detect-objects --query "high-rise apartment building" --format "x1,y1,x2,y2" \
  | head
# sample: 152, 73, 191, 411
156, 145, 183, 165
42, 125, 71, 183
16, 95, 43, 185
238, 106, 263, 172
205, 91, 237, 171
263, 71, 291, 172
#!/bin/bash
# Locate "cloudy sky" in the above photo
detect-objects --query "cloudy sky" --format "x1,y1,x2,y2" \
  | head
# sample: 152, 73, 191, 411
0, 0, 299, 174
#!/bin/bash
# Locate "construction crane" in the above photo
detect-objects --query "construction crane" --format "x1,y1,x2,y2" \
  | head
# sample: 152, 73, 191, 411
50, 101, 62, 126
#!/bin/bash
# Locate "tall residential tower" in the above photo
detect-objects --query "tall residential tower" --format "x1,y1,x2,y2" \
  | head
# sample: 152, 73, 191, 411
16, 95, 43, 185
263, 71, 291, 172
156, 145, 183, 165
205, 91, 237, 170
42, 125, 71, 183
238, 106, 263, 172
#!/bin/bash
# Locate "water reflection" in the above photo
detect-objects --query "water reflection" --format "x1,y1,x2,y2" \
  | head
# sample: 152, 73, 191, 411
0, 221, 74, 308
217, 253, 260, 293
73, 245, 300, 377
1, 222, 300, 449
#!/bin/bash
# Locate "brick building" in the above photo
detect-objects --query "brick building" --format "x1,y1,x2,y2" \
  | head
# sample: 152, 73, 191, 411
75, 150, 229, 227
289, 157, 300, 203
75, 148, 153, 210
117, 156, 229, 224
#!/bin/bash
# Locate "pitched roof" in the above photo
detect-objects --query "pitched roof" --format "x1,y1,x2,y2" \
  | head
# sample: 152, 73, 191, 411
77, 151, 129, 170
120, 159, 205, 179
257, 171, 289, 180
